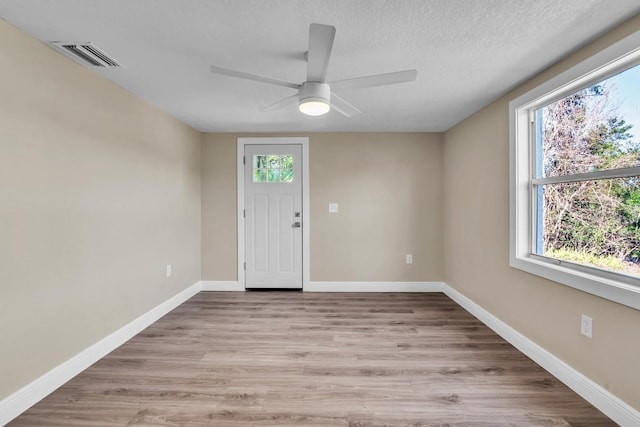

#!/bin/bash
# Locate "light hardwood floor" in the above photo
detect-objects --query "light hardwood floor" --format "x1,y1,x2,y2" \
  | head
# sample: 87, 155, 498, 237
9, 292, 614, 426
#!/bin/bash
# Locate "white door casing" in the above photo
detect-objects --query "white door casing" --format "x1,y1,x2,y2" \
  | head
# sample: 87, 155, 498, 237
237, 138, 309, 290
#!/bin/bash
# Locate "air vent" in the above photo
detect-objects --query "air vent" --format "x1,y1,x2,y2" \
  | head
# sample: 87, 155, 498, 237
50, 42, 122, 68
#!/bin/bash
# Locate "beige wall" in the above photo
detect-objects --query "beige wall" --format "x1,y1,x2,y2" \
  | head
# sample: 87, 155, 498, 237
443, 14, 640, 411
201, 133, 443, 283
201, 133, 237, 280
0, 19, 202, 400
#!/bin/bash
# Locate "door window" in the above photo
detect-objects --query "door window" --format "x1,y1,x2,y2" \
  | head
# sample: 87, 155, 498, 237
253, 155, 294, 183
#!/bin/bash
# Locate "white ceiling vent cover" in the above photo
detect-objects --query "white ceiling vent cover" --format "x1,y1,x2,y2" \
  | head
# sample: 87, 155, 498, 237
50, 42, 122, 68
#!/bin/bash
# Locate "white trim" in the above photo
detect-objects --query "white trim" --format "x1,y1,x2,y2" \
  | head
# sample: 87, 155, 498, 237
236, 137, 310, 291
302, 140, 310, 291
509, 28, 640, 311
306, 281, 445, 292
0, 282, 201, 426
200, 280, 244, 291
531, 166, 640, 185
442, 285, 640, 427
237, 141, 244, 288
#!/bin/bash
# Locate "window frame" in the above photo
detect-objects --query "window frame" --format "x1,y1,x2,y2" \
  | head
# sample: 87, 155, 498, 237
509, 29, 640, 311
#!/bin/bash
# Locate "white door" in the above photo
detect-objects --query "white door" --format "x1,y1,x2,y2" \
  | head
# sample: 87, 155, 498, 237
244, 144, 302, 289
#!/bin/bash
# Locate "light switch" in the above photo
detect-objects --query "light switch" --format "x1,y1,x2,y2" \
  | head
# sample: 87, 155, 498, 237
328, 203, 339, 213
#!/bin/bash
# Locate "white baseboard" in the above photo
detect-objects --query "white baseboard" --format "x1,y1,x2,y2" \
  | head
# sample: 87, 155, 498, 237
201, 281, 445, 293
442, 285, 640, 427
200, 280, 244, 291
0, 282, 201, 426
305, 281, 445, 292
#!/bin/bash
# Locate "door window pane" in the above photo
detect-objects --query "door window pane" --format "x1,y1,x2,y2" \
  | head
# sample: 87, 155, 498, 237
253, 169, 267, 183
254, 155, 266, 169
281, 169, 293, 182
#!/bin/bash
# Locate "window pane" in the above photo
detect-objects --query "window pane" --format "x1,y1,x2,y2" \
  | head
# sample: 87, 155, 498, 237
267, 168, 280, 182
537, 176, 640, 277
253, 169, 267, 183
538, 63, 640, 179
254, 155, 266, 169
280, 155, 293, 169
281, 168, 293, 182
267, 155, 280, 169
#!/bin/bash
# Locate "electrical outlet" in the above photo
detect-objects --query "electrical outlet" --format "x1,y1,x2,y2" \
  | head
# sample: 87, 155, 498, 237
581, 314, 593, 338
166, 264, 172, 278
328, 203, 339, 213
406, 254, 413, 264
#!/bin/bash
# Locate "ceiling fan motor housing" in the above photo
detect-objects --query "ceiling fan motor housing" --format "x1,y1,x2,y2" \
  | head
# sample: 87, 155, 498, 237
298, 82, 330, 105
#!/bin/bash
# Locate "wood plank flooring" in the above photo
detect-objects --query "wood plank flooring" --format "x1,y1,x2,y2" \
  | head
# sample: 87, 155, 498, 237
9, 292, 615, 426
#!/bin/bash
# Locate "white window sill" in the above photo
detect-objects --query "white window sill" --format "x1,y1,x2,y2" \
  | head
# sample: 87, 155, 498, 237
510, 255, 640, 310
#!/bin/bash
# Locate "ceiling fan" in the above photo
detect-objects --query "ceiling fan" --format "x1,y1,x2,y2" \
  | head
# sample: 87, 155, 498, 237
210, 23, 417, 117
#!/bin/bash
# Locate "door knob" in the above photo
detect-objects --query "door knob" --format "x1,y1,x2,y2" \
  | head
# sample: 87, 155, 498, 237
292, 222, 301, 228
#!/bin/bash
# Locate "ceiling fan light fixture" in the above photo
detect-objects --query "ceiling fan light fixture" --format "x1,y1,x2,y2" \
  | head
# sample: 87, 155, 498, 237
298, 82, 330, 116
299, 99, 330, 116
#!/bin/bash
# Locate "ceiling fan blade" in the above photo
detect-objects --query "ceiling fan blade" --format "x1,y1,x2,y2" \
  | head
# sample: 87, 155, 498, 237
329, 69, 417, 91
210, 65, 299, 89
261, 94, 299, 112
306, 23, 336, 83
330, 93, 361, 117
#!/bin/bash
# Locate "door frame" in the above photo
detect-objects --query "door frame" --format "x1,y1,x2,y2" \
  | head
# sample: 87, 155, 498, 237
237, 137, 310, 290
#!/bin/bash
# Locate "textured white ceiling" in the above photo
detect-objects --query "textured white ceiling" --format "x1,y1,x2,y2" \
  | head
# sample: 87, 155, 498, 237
1, 1, 639, 132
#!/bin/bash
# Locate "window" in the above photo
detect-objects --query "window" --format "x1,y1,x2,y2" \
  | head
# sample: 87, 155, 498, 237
510, 30, 640, 310
253, 154, 294, 183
